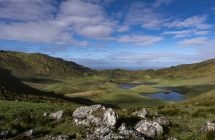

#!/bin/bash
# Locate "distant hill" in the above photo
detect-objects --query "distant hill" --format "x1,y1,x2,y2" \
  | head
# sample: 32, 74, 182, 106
0, 50, 92, 78
144, 59, 215, 78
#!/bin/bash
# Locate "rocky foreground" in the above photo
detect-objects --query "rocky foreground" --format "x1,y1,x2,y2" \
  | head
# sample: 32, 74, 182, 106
0, 104, 214, 140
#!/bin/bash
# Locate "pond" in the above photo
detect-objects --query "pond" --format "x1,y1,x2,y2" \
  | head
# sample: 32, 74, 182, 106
118, 82, 157, 89
141, 91, 184, 102
118, 82, 184, 101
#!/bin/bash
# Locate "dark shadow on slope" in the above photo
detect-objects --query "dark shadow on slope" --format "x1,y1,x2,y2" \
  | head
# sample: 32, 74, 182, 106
174, 84, 215, 96
0, 67, 95, 105
22, 78, 61, 84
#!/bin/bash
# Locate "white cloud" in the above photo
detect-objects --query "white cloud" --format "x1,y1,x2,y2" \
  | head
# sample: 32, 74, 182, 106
153, 0, 173, 8
163, 30, 193, 38
0, 21, 73, 44
78, 24, 113, 38
0, 0, 115, 45
116, 25, 130, 32
0, 0, 55, 21
0, 0, 213, 50
195, 31, 209, 35
57, 0, 115, 38
178, 37, 209, 46
163, 29, 209, 38
125, 2, 165, 29
165, 15, 212, 30
117, 35, 163, 45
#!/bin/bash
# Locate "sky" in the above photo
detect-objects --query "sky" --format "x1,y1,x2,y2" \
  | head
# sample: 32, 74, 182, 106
0, 0, 215, 69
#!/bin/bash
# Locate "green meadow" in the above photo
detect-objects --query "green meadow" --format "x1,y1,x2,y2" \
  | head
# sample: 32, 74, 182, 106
0, 51, 215, 139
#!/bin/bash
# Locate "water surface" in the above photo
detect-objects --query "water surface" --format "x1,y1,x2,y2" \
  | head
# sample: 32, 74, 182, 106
118, 82, 157, 89
142, 92, 184, 101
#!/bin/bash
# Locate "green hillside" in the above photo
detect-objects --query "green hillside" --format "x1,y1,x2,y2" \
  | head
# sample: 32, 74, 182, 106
0, 50, 92, 78
143, 59, 215, 79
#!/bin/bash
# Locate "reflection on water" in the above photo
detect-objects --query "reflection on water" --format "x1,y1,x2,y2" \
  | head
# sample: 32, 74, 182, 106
141, 92, 184, 101
118, 82, 184, 101
118, 82, 157, 89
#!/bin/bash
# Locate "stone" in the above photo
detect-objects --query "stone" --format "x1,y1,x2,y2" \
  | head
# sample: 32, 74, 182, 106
72, 105, 117, 127
73, 118, 90, 126
167, 137, 178, 140
45, 135, 69, 140
87, 126, 113, 140
87, 115, 102, 126
49, 110, 64, 120
132, 108, 148, 118
154, 117, 170, 127
24, 129, 34, 137
134, 120, 163, 139
0, 130, 9, 139
118, 123, 145, 140
103, 108, 118, 127
43, 112, 48, 117
200, 121, 215, 133
118, 123, 127, 131
72, 104, 105, 119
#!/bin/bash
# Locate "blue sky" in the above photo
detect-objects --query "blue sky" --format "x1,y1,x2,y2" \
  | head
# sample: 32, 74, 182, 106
0, 0, 215, 69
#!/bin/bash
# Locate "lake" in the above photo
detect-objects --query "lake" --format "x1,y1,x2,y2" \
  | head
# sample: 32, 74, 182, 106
118, 82, 157, 89
141, 92, 184, 102
118, 82, 184, 101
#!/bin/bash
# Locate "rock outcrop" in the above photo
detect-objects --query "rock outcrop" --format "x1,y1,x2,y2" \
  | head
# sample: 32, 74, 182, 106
24, 129, 34, 137
134, 120, 163, 139
45, 135, 69, 140
72, 105, 168, 139
132, 108, 148, 118
154, 116, 170, 127
103, 108, 118, 127
200, 121, 215, 133
49, 110, 64, 120
72, 104, 118, 127
0, 130, 9, 139
4, 105, 174, 140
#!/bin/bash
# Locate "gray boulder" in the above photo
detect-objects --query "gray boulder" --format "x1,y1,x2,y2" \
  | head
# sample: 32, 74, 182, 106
45, 135, 69, 140
167, 137, 178, 140
73, 105, 118, 127
154, 117, 170, 127
134, 120, 163, 139
24, 129, 34, 137
0, 130, 9, 139
118, 123, 127, 131
118, 123, 145, 140
87, 115, 102, 126
73, 104, 105, 119
132, 108, 148, 118
200, 121, 215, 133
103, 108, 118, 127
49, 110, 64, 120
43, 112, 48, 117
87, 126, 113, 140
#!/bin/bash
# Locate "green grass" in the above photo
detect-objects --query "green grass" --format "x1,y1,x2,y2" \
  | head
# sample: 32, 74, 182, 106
0, 100, 79, 138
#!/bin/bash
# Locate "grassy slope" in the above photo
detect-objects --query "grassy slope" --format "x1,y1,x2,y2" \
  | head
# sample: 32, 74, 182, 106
0, 50, 92, 78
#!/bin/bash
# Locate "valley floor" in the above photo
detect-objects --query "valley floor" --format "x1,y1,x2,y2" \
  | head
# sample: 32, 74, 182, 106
1, 73, 215, 139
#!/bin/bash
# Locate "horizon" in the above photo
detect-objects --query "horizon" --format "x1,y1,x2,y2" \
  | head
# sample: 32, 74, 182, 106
2, 49, 213, 71
0, 0, 215, 69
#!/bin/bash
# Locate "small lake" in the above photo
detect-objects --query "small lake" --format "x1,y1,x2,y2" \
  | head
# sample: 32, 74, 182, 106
118, 82, 157, 89
141, 92, 184, 102
118, 82, 184, 101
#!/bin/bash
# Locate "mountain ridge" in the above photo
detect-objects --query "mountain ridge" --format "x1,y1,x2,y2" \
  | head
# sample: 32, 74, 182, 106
0, 50, 92, 78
